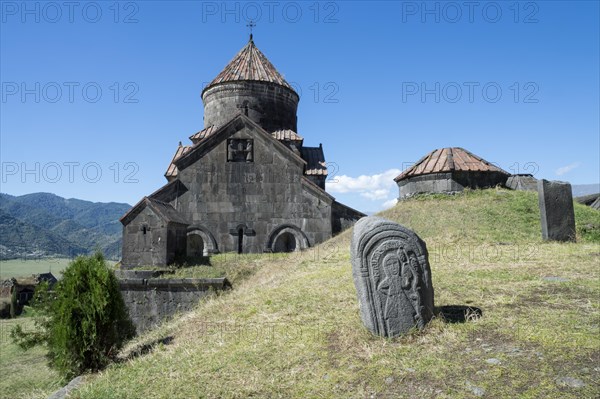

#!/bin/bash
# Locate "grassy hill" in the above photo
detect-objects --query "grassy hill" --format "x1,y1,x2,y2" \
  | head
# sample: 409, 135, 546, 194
13, 189, 600, 398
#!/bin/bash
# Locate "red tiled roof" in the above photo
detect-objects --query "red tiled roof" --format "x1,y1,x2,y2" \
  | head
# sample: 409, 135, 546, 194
189, 125, 218, 143
271, 129, 303, 142
204, 38, 294, 92
394, 147, 509, 181
301, 146, 328, 176
190, 126, 302, 146
165, 143, 193, 180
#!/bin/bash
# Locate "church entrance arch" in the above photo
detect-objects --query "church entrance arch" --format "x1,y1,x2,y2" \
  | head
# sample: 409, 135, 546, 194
266, 224, 309, 253
273, 232, 297, 252
187, 234, 204, 257
187, 226, 218, 256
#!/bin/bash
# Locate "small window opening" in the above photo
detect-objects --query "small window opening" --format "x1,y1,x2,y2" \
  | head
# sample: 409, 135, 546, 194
237, 228, 244, 254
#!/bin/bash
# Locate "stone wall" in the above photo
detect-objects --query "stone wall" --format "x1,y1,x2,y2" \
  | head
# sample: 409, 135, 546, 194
119, 276, 231, 333
397, 172, 458, 198
397, 171, 509, 199
122, 207, 169, 267
166, 224, 188, 263
452, 171, 509, 190
332, 201, 366, 235
174, 122, 333, 253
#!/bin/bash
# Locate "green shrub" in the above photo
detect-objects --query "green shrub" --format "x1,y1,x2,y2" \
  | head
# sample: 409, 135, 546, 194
11, 252, 135, 379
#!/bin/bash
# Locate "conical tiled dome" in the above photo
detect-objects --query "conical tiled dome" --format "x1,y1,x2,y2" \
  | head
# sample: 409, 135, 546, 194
394, 147, 509, 182
394, 147, 511, 198
204, 37, 295, 93
201, 37, 299, 133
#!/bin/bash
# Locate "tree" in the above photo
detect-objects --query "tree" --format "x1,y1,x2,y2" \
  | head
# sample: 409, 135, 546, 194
11, 252, 135, 379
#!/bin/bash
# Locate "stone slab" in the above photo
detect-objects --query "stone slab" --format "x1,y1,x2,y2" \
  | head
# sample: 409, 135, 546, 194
351, 216, 435, 337
537, 179, 576, 242
506, 174, 538, 191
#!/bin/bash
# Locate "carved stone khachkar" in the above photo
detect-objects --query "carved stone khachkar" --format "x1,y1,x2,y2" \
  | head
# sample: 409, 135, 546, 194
351, 217, 435, 337
537, 179, 576, 242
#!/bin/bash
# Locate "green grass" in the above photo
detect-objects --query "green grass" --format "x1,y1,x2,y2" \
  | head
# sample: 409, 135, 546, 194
0, 258, 72, 279
68, 189, 599, 399
165, 253, 294, 286
0, 258, 117, 279
5, 189, 600, 398
0, 318, 63, 399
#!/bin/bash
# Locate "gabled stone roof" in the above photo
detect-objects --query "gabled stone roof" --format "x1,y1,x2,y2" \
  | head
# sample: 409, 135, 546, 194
301, 145, 328, 176
145, 198, 188, 225
203, 38, 295, 92
168, 120, 322, 182
174, 114, 307, 174
120, 197, 188, 226
394, 147, 509, 182
149, 180, 188, 203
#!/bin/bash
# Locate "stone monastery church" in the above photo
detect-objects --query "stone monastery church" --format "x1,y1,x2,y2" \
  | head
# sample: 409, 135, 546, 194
120, 35, 364, 267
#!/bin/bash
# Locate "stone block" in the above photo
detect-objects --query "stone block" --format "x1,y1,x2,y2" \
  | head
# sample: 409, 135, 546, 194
537, 179, 576, 241
506, 174, 538, 191
351, 217, 435, 337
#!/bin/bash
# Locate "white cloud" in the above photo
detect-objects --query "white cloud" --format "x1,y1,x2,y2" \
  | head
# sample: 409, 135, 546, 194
382, 198, 398, 209
361, 189, 390, 200
555, 162, 581, 176
326, 169, 401, 200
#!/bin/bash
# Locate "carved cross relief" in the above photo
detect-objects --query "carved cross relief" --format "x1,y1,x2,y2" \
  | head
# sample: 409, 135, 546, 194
227, 139, 254, 162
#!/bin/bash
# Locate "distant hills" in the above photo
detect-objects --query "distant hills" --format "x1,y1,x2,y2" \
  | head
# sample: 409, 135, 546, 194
572, 183, 600, 198
0, 193, 130, 261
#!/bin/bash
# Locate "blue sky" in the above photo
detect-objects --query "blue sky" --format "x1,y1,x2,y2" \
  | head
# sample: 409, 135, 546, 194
1, 1, 598, 212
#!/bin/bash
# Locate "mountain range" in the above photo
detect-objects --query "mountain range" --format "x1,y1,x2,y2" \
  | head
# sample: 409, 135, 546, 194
0, 193, 130, 261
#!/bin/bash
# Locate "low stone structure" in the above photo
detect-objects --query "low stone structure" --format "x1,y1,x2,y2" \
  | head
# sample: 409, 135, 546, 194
47, 376, 85, 399
506, 174, 538, 191
394, 147, 510, 199
575, 193, 600, 210
537, 179, 576, 242
351, 217, 435, 337
0, 273, 57, 318
118, 276, 231, 333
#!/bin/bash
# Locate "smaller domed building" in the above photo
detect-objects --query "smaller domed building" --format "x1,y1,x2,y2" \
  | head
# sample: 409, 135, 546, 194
394, 147, 510, 199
